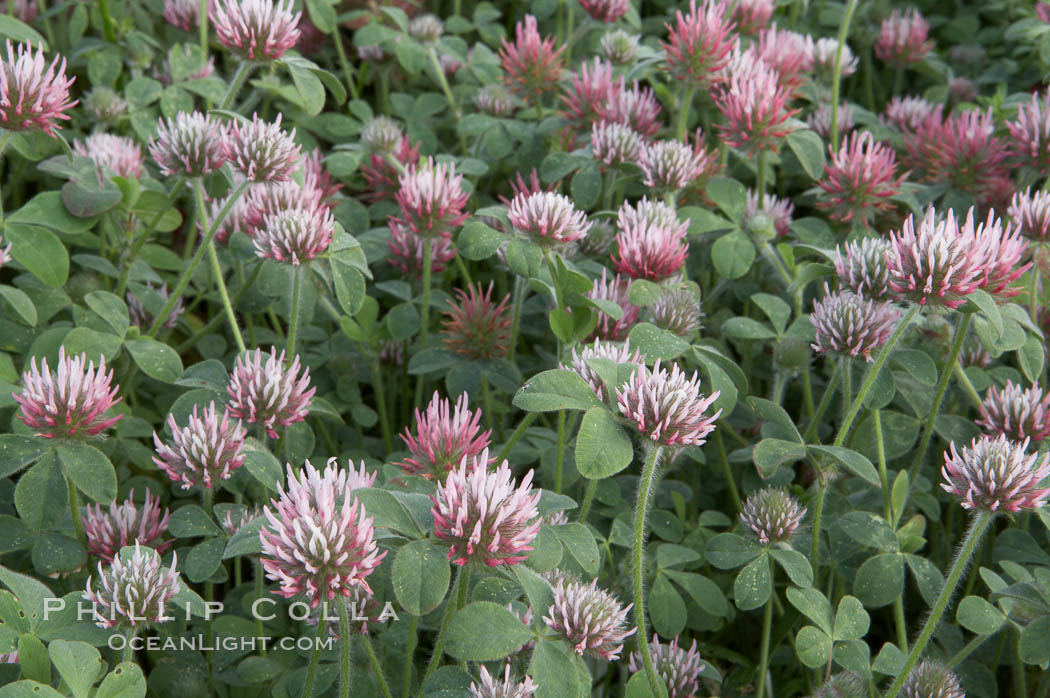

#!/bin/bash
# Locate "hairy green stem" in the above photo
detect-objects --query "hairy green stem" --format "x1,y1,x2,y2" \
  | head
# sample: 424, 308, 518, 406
371, 359, 394, 453
176, 262, 262, 353
882, 512, 993, 698
414, 238, 434, 406
632, 445, 666, 698
577, 479, 598, 523
287, 265, 304, 359
756, 559, 775, 698
508, 276, 526, 362
98, 0, 116, 41
952, 360, 983, 410
194, 179, 246, 353
877, 408, 909, 651
829, 0, 858, 151
947, 633, 989, 669
300, 617, 328, 698
254, 560, 268, 656
220, 62, 254, 111
331, 28, 360, 100
362, 633, 394, 698
337, 599, 352, 698
840, 357, 853, 428
402, 615, 419, 698
199, 0, 209, 56
418, 566, 468, 695
810, 476, 828, 578
555, 410, 566, 493
833, 306, 919, 447
497, 412, 538, 463
714, 430, 742, 513
148, 181, 250, 337
67, 475, 86, 548
677, 86, 697, 142
804, 361, 843, 443
427, 46, 467, 153
909, 314, 972, 480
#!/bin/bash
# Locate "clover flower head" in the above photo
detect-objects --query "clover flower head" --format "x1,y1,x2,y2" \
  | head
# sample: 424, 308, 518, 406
598, 78, 663, 138
817, 131, 904, 227
224, 113, 302, 182
978, 381, 1050, 443
14, 347, 123, 439
901, 660, 965, 698
616, 360, 721, 446
810, 285, 899, 361
153, 402, 247, 490
499, 14, 565, 103
476, 84, 515, 116
83, 490, 172, 563
1008, 187, 1050, 240
812, 37, 857, 80
431, 449, 541, 567
887, 207, 985, 308
260, 459, 385, 604
740, 487, 807, 544
650, 285, 703, 336
601, 29, 639, 63
543, 578, 636, 659
211, 0, 301, 61
398, 391, 492, 480
807, 102, 854, 139
834, 238, 893, 301
591, 120, 644, 168
941, 434, 1050, 512
253, 204, 335, 265
83, 544, 181, 628
392, 157, 470, 238
874, 8, 933, 66
613, 197, 689, 281
628, 636, 705, 698
361, 116, 404, 153
442, 283, 513, 360
743, 189, 794, 238
74, 133, 144, 180
0, 40, 76, 136
149, 111, 226, 177
1007, 90, 1050, 175
388, 222, 456, 277
589, 269, 640, 341
561, 339, 643, 401
561, 58, 617, 128
226, 348, 315, 438
661, 0, 736, 88
508, 191, 591, 247
470, 665, 538, 698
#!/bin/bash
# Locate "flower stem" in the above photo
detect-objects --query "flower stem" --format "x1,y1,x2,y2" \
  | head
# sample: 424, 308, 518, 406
300, 617, 328, 698
677, 86, 697, 142
756, 558, 775, 698
833, 305, 919, 447
881, 511, 993, 698
66, 476, 86, 548
481, 375, 503, 441
98, 0, 116, 41
577, 479, 597, 523
402, 615, 419, 698
829, 0, 858, 151
632, 445, 666, 698
418, 566, 468, 695
497, 411, 538, 463
840, 357, 853, 427
803, 361, 843, 443
908, 313, 972, 480
122, 630, 136, 663
371, 358, 394, 453
148, 181, 250, 337
253, 560, 268, 657
219, 62, 254, 111
427, 46, 467, 154
508, 276, 526, 362
875, 409, 910, 651
331, 28, 360, 100
952, 360, 983, 409
337, 599, 352, 698
714, 430, 742, 513
414, 238, 434, 407
756, 150, 769, 207
287, 264, 304, 360
362, 633, 394, 698
194, 179, 246, 353
1029, 268, 1041, 323
555, 410, 566, 493
809, 475, 829, 578
199, 0, 209, 58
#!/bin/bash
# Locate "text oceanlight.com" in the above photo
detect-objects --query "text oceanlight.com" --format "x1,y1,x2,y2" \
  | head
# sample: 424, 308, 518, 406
108, 634, 339, 652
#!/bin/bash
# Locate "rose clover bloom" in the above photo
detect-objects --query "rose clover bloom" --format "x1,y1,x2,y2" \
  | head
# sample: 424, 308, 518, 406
226, 347, 316, 438
942, 435, 1050, 513
508, 190, 591, 247
149, 111, 226, 178
14, 347, 123, 440
223, 113, 302, 183
543, 577, 636, 660
153, 402, 248, 491
739, 488, 807, 544
616, 360, 721, 447
211, 0, 301, 62
628, 635, 706, 698
0, 40, 76, 136
83, 544, 182, 629
83, 489, 172, 563
977, 381, 1050, 444
810, 285, 899, 362
397, 391, 492, 480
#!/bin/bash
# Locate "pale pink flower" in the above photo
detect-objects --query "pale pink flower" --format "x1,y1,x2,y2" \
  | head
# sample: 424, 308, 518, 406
613, 197, 689, 281
476, 84, 515, 116
628, 636, 705, 698
661, 0, 736, 88
715, 53, 798, 154
244, 180, 325, 231
543, 578, 636, 660
743, 189, 793, 238
589, 269, 640, 341
260, 459, 385, 605
210, 188, 260, 243
83, 544, 181, 629
83, 490, 172, 563
883, 95, 939, 133
600, 30, 639, 64
739, 488, 806, 544
149, 111, 226, 177
1008, 187, 1050, 240
902, 660, 965, 698
508, 191, 591, 247
211, 0, 301, 61
220, 505, 262, 536
806, 102, 854, 139
0, 40, 76, 136
757, 26, 814, 90
14, 347, 123, 439
578, 0, 629, 22
978, 381, 1050, 443
972, 209, 1029, 299
0, 235, 11, 268
224, 113, 302, 183
398, 391, 492, 480
226, 348, 315, 438
499, 15, 565, 104
810, 285, 899, 361
73, 133, 144, 180
731, 0, 774, 34
408, 14, 443, 43
874, 8, 934, 67
910, 108, 1010, 206
153, 402, 247, 490
591, 121, 644, 168
388, 222, 456, 277
812, 38, 857, 80
1007, 90, 1050, 175
616, 360, 721, 446
431, 449, 541, 567
164, 0, 205, 30
253, 205, 334, 265
598, 78, 663, 138
83, 87, 128, 124
392, 158, 470, 238
301, 149, 342, 206
360, 116, 404, 153
817, 131, 904, 227
1039, 1, 1050, 23
637, 136, 714, 193
561, 58, 617, 129
887, 207, 985, 308
470, 665, 537, 698
650, 286, 703, 336
941, 435, 1050, 512
834, 238, 893, 301
561, 339, 643, 401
